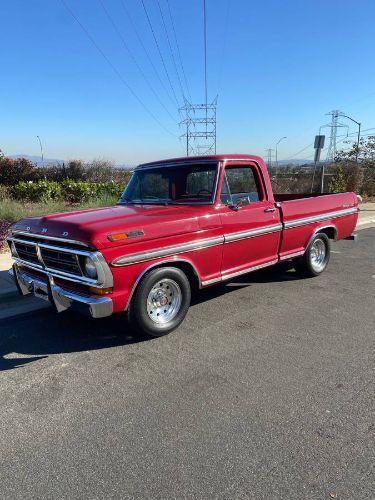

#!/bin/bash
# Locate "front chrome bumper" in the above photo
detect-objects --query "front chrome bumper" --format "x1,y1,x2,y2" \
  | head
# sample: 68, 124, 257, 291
9, 266, 113, 319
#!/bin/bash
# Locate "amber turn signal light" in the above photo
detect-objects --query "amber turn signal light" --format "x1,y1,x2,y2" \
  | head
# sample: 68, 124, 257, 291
88, 286, 113, 295
108, 233, 128, 242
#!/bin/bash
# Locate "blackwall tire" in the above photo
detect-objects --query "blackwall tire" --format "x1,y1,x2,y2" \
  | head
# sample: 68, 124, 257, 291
294, 233, 331, 278
129, 267, 191, 337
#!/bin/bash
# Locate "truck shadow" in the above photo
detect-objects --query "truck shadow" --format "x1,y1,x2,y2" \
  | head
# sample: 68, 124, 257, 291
0, 264, 298, 372
192, 263, 299, 305
0, 311, 149, 372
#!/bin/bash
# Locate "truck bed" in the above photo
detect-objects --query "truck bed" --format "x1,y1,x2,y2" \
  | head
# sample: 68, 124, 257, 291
276, 192, 358, 261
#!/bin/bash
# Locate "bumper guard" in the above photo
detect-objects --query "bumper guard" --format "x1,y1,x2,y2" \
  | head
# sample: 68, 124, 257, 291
9, 265, 113, 319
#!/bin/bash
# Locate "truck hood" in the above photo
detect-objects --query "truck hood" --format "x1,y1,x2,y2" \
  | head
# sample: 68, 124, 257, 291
11, 204, 204, 249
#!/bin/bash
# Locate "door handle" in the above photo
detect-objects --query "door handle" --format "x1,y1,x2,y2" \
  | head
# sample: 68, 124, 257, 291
264, 207, 276, 213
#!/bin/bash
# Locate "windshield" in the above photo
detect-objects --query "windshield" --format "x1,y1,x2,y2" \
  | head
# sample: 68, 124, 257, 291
119, 162, 218, 205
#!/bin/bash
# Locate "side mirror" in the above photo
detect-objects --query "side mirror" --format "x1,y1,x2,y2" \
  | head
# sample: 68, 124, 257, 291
229, 197, 248, 211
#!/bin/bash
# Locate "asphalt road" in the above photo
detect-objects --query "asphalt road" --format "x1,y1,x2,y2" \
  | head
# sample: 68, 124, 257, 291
0, 229, 374, 499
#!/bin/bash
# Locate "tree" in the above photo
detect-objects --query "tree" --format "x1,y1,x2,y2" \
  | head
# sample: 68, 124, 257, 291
328, 165, 347, 193
334, 136, 375, 195
0, 155, 37, 185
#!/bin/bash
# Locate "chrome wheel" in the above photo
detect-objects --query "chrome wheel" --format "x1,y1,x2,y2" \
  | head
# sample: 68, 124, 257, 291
146, 279, 182, 324
310, 238, 327, 273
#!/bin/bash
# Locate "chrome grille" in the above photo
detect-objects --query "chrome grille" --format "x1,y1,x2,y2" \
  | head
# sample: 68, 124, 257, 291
7, 232, 113, 289
10, 237, 85, 278
40, 248, 81, 276
14, 242, 39, 263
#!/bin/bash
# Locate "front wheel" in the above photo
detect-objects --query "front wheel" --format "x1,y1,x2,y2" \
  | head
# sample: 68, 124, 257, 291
294, 233, 330, 278
129, 267, 191, 337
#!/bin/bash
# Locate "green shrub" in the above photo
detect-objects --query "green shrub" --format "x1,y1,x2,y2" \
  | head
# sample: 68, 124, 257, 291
11, 180, 61, 202
328, 165, 347, 193
0, 185, 9, 201
7, 180, 124, 204
96, 182, 124, 198
60, 180, 98, 203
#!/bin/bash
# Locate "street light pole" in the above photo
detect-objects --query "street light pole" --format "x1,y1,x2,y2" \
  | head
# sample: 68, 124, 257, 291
339, 114, 361, 163
36, 135, 44, 165
274, 136, 287, 188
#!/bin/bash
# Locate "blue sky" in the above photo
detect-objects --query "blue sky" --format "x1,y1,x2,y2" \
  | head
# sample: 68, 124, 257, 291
1, 0, 375, 164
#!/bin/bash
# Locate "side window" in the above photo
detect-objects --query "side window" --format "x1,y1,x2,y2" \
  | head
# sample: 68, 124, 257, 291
221, 167, 261, 205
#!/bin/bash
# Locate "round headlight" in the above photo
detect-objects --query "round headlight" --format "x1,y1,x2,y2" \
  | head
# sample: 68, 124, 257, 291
83, 257, 98, 279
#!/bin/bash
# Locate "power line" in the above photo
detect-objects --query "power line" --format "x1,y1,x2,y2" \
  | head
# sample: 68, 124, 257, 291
217, 0, 230, 94
203, 0, 208, 107
60, 0, 176, 136
98, 0, 176, 122
283, 143, 314, 161
330, 127, 375, 141
281, 127, 375, 162
140, 0, 180, 107
166, 0, 192, 102
119, 0, 176, 110
155, 0, 185, 102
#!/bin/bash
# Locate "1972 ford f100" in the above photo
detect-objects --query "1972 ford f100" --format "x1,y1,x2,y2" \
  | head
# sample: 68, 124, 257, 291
7, 154, 358, 336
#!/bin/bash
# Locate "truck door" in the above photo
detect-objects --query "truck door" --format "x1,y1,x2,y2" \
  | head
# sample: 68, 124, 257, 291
219, 164, 281, 279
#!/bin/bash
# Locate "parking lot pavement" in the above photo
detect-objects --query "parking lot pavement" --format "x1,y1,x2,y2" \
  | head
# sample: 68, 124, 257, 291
0, 228, 374, 499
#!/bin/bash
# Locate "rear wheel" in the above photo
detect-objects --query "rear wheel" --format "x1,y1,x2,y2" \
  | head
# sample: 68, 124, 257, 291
294, 233, 330, 278
129, 267, 191, 337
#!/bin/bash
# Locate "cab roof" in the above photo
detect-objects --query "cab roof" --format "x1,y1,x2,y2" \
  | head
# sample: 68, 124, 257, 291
136, 154, 264, 169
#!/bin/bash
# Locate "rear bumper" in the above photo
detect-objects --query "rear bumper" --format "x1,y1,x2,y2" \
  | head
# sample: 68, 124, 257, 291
345, 232, 358, 241
9, 265, 113, 319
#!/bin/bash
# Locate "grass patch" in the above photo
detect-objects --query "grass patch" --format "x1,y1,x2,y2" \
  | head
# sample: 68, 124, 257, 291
0, 195, 119, 224
0, 195, 119, 251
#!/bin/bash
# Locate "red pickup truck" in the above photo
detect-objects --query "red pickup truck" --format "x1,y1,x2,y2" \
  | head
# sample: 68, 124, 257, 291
7, 154, 358, 336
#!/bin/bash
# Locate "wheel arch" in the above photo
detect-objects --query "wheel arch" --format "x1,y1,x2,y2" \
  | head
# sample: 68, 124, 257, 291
124, 258, 201, 311
306, 224, 337, 249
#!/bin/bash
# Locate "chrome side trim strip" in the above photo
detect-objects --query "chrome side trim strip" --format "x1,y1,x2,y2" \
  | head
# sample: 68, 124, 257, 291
201, 259, 279, 286
113, 223, 284, 267
279, 250, 305, 261
112, 236, 224, 266
224, 224, 282, 243
201, 276, 222, 286
9, 230, 91, 247
284, 207, 357, 229
222, 259, 279, 280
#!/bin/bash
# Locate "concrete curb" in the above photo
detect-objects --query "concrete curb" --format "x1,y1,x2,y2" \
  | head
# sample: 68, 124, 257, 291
356, 217, 375, 230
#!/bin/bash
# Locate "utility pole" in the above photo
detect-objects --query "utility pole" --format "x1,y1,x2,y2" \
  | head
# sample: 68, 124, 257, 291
311, 135, 325, 193
336, 112, 361, 164
274, 136, 286, 188
275, 137, 287, 169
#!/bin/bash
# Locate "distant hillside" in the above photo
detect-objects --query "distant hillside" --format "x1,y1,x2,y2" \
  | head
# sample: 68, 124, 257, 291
8, 154, 134, 169
8, 154, 64, 165
277, 159, 314, 166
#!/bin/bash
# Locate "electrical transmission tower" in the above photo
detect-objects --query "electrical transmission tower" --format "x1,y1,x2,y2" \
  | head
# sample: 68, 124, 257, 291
323, 110, 348, 162
179, 0, 218, 156
180, 98, 218, 156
